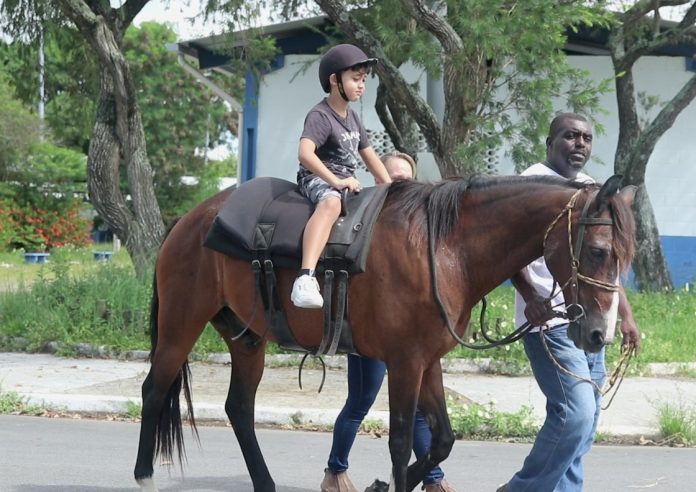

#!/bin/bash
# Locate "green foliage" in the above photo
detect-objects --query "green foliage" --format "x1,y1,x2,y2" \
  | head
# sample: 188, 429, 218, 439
0, 72, 42, 178
0, 387, 43, 415
0, 129, 90, 252
125, 400, 143, 420
657, 400, 696, 446
448, 400, 539, 441
172, 156, 237, 217
450, 285, 696, 375
0, 255, 152, 353
0, 20, 97, 152
4, 200, 91, 252
330, 0, 614, 172
123, 21, 240, 222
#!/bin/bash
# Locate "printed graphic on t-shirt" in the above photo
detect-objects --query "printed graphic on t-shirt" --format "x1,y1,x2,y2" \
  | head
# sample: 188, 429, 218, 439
298, 99, 368, 183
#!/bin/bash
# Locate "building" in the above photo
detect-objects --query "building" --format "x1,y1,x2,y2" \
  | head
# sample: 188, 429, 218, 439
176, 16, 696, 287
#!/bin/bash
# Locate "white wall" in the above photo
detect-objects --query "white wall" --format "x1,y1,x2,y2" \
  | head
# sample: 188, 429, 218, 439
566, 56, 696, 237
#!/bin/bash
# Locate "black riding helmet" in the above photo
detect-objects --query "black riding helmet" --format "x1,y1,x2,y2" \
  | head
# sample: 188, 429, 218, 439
318, 44, 378, 99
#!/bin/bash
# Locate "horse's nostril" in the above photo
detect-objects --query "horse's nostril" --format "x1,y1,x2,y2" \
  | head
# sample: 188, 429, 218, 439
591, 330, 604, 346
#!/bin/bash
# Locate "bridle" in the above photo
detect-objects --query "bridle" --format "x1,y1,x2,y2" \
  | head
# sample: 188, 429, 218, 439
429, 186, 618, 350
542, 187, 619, 327
429, 185, 633, 407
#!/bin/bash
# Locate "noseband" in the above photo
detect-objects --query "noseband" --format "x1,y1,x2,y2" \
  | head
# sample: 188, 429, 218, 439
543, 187, 619, 325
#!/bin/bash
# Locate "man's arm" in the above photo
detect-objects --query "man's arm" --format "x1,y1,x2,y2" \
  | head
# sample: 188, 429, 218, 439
618, 286, 641, 354
511, 269, 554, 327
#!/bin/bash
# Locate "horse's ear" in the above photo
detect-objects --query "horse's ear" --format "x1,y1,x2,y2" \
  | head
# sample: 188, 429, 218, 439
618, 184, 637, 208
595, 175, 623, 213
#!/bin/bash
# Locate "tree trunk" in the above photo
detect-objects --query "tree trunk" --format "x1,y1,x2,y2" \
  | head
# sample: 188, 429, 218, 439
57, 0, 164, 277
630, 185, 673, 291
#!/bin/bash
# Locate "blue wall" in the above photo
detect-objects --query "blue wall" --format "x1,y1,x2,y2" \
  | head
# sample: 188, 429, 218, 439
662, 236, 695, 288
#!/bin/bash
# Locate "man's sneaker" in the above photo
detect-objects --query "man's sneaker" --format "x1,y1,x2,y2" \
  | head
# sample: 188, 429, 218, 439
291, 274, 323, 308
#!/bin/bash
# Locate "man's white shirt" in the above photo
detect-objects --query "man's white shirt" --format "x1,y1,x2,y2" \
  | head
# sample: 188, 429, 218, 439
514, 163, 594, 332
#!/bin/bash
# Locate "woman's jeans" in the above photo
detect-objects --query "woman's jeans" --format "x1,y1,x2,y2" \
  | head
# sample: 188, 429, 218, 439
507, 325, 606, 492
327, 353, 444, 485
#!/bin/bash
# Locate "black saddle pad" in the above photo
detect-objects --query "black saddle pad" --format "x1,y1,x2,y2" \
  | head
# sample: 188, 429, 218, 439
203, 177, 389, 274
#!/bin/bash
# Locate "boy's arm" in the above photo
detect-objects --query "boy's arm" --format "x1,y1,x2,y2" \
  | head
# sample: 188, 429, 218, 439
299, 138, 361, 192
359, 146, 392, 184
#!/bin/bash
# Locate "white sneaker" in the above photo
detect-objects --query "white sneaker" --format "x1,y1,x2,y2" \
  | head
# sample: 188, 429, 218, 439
291, 274, 323, 308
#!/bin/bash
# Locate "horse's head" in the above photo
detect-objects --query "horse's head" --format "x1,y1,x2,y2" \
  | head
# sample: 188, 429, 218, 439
544, 175, 637, 353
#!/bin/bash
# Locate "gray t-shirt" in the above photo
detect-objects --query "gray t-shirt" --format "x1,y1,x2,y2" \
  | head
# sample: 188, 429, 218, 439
297, 98, 370, 183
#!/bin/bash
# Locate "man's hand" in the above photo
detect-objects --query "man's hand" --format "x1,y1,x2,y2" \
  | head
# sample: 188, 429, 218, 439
619, 317, 641, 355
523, 293, 555, 327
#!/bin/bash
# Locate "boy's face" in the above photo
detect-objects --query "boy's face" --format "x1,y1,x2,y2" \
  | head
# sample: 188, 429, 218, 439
330, 67, 369, 101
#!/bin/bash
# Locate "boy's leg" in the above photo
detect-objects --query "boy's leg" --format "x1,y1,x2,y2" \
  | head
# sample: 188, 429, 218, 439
293, 177, 341, 308
301, 195, 341, 269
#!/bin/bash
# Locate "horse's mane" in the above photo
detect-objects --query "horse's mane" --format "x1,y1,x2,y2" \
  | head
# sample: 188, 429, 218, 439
387, 174, 635, 270
607, 192, 636, 272
387, 174, 583, 242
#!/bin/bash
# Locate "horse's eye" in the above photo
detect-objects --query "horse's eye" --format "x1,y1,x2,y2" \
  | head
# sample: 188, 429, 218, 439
588, 247, 608, 260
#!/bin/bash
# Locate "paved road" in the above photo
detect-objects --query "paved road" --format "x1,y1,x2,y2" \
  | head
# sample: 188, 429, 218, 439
2, 415, 695, 491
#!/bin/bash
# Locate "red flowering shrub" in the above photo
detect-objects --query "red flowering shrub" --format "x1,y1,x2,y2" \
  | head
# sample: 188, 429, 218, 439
3, 200, 91, 251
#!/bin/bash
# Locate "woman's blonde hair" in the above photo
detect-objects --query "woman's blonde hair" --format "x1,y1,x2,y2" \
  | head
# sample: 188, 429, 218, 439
380, 151, 417, 177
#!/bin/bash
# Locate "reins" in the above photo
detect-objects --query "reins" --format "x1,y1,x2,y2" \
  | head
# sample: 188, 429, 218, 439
428, 185, 632, 407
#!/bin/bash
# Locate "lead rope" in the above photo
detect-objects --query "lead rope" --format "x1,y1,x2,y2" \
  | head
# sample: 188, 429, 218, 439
539, 325, 635, 410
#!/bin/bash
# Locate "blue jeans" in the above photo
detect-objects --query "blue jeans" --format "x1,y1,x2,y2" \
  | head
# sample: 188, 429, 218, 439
327, 354, 445, 485
507, 325, 606, 492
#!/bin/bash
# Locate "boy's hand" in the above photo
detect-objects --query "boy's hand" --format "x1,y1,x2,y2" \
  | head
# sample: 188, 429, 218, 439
335, 177, 362, 193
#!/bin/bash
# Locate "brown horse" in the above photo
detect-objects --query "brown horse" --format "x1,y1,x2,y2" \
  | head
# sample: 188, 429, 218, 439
134, 174, 636, 492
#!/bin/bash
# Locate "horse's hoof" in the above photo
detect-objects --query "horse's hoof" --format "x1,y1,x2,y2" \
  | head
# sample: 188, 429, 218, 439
136, 477, 159, 492
364, 478, 389, 492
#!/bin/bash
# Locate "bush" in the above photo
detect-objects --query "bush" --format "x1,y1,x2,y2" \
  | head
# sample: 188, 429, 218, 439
4, 200, 91, 251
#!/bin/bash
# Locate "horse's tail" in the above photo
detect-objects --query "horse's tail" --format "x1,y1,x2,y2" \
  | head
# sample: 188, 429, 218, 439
147, 217, 199, 466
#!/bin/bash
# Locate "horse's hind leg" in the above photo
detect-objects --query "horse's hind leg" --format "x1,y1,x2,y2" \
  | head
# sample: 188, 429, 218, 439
406, 360, 454, 491
135, 290, 210, 491
212, 308, 275, 492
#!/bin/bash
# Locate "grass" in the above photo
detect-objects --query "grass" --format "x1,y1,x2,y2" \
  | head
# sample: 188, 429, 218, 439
449, 285, 696, 375
0, 246, 695, 369
0, 386, 44, 415
656, 400, 696, 446
448, 400, 539, 441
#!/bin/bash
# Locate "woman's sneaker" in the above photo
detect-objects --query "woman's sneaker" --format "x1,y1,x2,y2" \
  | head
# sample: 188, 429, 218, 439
291, 274, 323, 308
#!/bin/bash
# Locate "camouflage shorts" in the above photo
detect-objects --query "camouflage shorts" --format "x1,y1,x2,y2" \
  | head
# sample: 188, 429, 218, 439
298, 175, 341, 203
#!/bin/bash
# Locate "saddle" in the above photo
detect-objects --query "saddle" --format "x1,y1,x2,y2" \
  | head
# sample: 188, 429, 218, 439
203, 177, 390, 355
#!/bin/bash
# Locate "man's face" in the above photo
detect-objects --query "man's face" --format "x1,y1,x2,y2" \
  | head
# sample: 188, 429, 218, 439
546, 118, 593, 178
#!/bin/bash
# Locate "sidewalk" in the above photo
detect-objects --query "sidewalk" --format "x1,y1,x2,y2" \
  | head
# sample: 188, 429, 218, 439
2, 352, 696, 437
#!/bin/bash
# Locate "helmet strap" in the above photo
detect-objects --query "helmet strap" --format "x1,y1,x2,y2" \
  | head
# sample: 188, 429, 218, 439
336, 71, 349, 102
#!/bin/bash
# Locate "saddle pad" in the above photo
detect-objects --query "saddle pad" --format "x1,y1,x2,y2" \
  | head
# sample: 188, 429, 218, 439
203, 177, 389, 274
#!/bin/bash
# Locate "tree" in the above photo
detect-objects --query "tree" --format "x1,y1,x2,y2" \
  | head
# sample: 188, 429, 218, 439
123, 21, 240, 222
1, 0, 166, 276
311, 0, 612, 176
0, 19, 240, 223
0, 72, 42, 182
608, 1, 696, 291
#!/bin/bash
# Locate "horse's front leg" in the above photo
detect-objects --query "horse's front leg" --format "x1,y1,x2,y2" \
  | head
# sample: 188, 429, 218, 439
386, 361, 421, 492
406, 359, 454, 490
